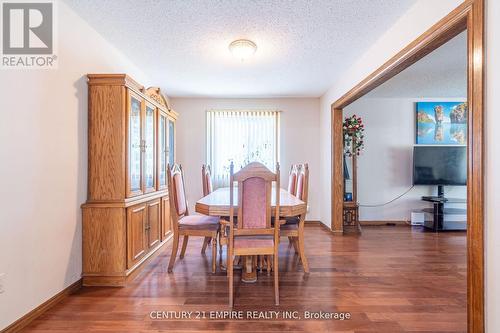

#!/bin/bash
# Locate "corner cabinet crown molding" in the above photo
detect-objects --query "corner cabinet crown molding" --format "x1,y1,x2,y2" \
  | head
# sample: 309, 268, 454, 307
82, 74, 176, 286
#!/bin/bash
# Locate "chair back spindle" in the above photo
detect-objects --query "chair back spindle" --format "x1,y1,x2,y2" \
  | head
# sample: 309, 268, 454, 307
202, 164, 213, 196
295, 163, 309, 205
287, 164, 299, 194
167, 164, 189, 232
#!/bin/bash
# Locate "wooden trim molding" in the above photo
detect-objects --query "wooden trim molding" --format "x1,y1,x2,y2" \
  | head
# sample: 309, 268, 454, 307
330, 0, 484, 331
87, 74, 144, 92
305, 220, 344, 235
332, 2, 471, 110
1, 279, 82, 333
466, 1, 484, 332
304, 220, 322, 225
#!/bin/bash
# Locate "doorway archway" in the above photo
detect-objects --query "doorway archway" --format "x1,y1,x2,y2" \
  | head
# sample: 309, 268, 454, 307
330, 1, 484, 331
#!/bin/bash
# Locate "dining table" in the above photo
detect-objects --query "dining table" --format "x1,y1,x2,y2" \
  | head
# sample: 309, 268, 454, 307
195, 186, 306, 282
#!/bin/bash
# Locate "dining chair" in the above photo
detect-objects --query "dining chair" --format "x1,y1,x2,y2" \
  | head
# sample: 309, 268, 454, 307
201, 164, 213, 196
221, 162, 281, 307
287, 164, 299, 194
285, 164, 300, 249
281, 163, 309, 273
167, 164, 220, 273
201, 164, 214, 254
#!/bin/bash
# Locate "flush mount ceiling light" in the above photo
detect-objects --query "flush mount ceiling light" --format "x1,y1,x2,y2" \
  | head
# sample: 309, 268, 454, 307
229, 39, 257, 61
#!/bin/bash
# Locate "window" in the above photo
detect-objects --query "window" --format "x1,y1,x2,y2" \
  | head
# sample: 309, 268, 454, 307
206, 110, 280, 188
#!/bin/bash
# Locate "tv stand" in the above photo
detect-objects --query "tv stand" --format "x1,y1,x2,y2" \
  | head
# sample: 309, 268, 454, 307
421, 196, 466, 231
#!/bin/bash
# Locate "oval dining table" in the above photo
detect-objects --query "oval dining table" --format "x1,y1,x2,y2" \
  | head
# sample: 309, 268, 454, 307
195, 186, 306, 282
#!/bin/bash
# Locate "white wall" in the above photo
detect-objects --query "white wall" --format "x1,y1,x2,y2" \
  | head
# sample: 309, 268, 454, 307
344, 98, 467, 221
0, 1, 151, 330
318, 0, 499, 331
170, 98, 321, 221
485, 0, 500, 331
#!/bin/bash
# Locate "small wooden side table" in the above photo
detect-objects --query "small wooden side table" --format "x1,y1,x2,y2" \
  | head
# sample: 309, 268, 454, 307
343, 201, 361, 233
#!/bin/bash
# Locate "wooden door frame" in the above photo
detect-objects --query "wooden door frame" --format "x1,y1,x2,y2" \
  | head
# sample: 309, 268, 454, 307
330, 0, 484, 331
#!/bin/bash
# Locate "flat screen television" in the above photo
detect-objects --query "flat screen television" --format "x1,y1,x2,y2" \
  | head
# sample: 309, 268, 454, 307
413, 146, 467, 186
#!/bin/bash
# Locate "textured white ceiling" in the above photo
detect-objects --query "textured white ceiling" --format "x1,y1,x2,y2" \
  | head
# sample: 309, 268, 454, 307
65, 0, 416, 97
366, 31, 467, 98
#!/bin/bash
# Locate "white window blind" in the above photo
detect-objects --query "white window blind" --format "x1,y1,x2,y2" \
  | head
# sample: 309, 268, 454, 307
206, 110, 280, 188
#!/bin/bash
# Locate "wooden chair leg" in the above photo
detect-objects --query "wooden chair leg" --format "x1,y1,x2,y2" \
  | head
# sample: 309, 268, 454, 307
180, 235, 189, 259
288, 236, 294, 247
228, 248, 233, 308
267, 255, 271, 276
201, 237, 210, 254
218, 231, 223, 268
168, 233, 180, 273
212, 236, 217, 273
291, 237, 299, 254
273, 254, 279, 305
235, 256, 241, 267
298, 232, 309, 273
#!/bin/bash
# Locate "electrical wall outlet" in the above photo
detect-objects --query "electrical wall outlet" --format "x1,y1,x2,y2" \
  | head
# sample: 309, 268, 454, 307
0, 273, 5, 294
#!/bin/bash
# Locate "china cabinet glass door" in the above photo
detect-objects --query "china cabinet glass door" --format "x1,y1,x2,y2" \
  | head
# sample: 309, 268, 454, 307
128, 94, 143, 196
158, 113, 168, 189
168, 118, 175, 166
143, 104, 156, 192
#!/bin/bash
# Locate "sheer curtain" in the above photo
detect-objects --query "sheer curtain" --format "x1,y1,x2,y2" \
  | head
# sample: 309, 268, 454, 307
206, 110, 280, 188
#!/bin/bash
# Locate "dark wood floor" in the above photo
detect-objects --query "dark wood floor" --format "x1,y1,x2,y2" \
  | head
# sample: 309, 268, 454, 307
21, 225, 466, 333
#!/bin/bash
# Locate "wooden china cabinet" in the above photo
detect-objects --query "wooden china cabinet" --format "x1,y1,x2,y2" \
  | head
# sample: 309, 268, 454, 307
82, 74, 177, 286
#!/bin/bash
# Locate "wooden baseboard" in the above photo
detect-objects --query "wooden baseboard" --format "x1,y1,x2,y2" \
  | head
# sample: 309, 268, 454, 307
1, 279, 82, 333
305, 220, 337, 233
305, 220, 411, 233
305, 220, 340, 234
82, 275, 126, 287
360, 220, 409, 226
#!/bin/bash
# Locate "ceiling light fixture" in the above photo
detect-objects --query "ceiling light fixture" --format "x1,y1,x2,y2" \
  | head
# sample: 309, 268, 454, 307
229, 39, 257, 61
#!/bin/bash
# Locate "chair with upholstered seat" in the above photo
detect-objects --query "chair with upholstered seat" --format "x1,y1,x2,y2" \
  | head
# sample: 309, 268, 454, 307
167, 164, 220, 273
221, 162, 281, 307
281, 163, 309, 273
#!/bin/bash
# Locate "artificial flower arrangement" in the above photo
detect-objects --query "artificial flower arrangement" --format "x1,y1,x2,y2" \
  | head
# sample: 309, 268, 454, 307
343, 114, 365, 157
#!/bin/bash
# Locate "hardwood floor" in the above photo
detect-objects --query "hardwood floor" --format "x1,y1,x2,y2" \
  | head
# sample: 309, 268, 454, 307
21, 225, 466, 333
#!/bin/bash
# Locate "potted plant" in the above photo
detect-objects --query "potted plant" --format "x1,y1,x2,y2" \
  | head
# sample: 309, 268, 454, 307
343, 114, 365, 157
